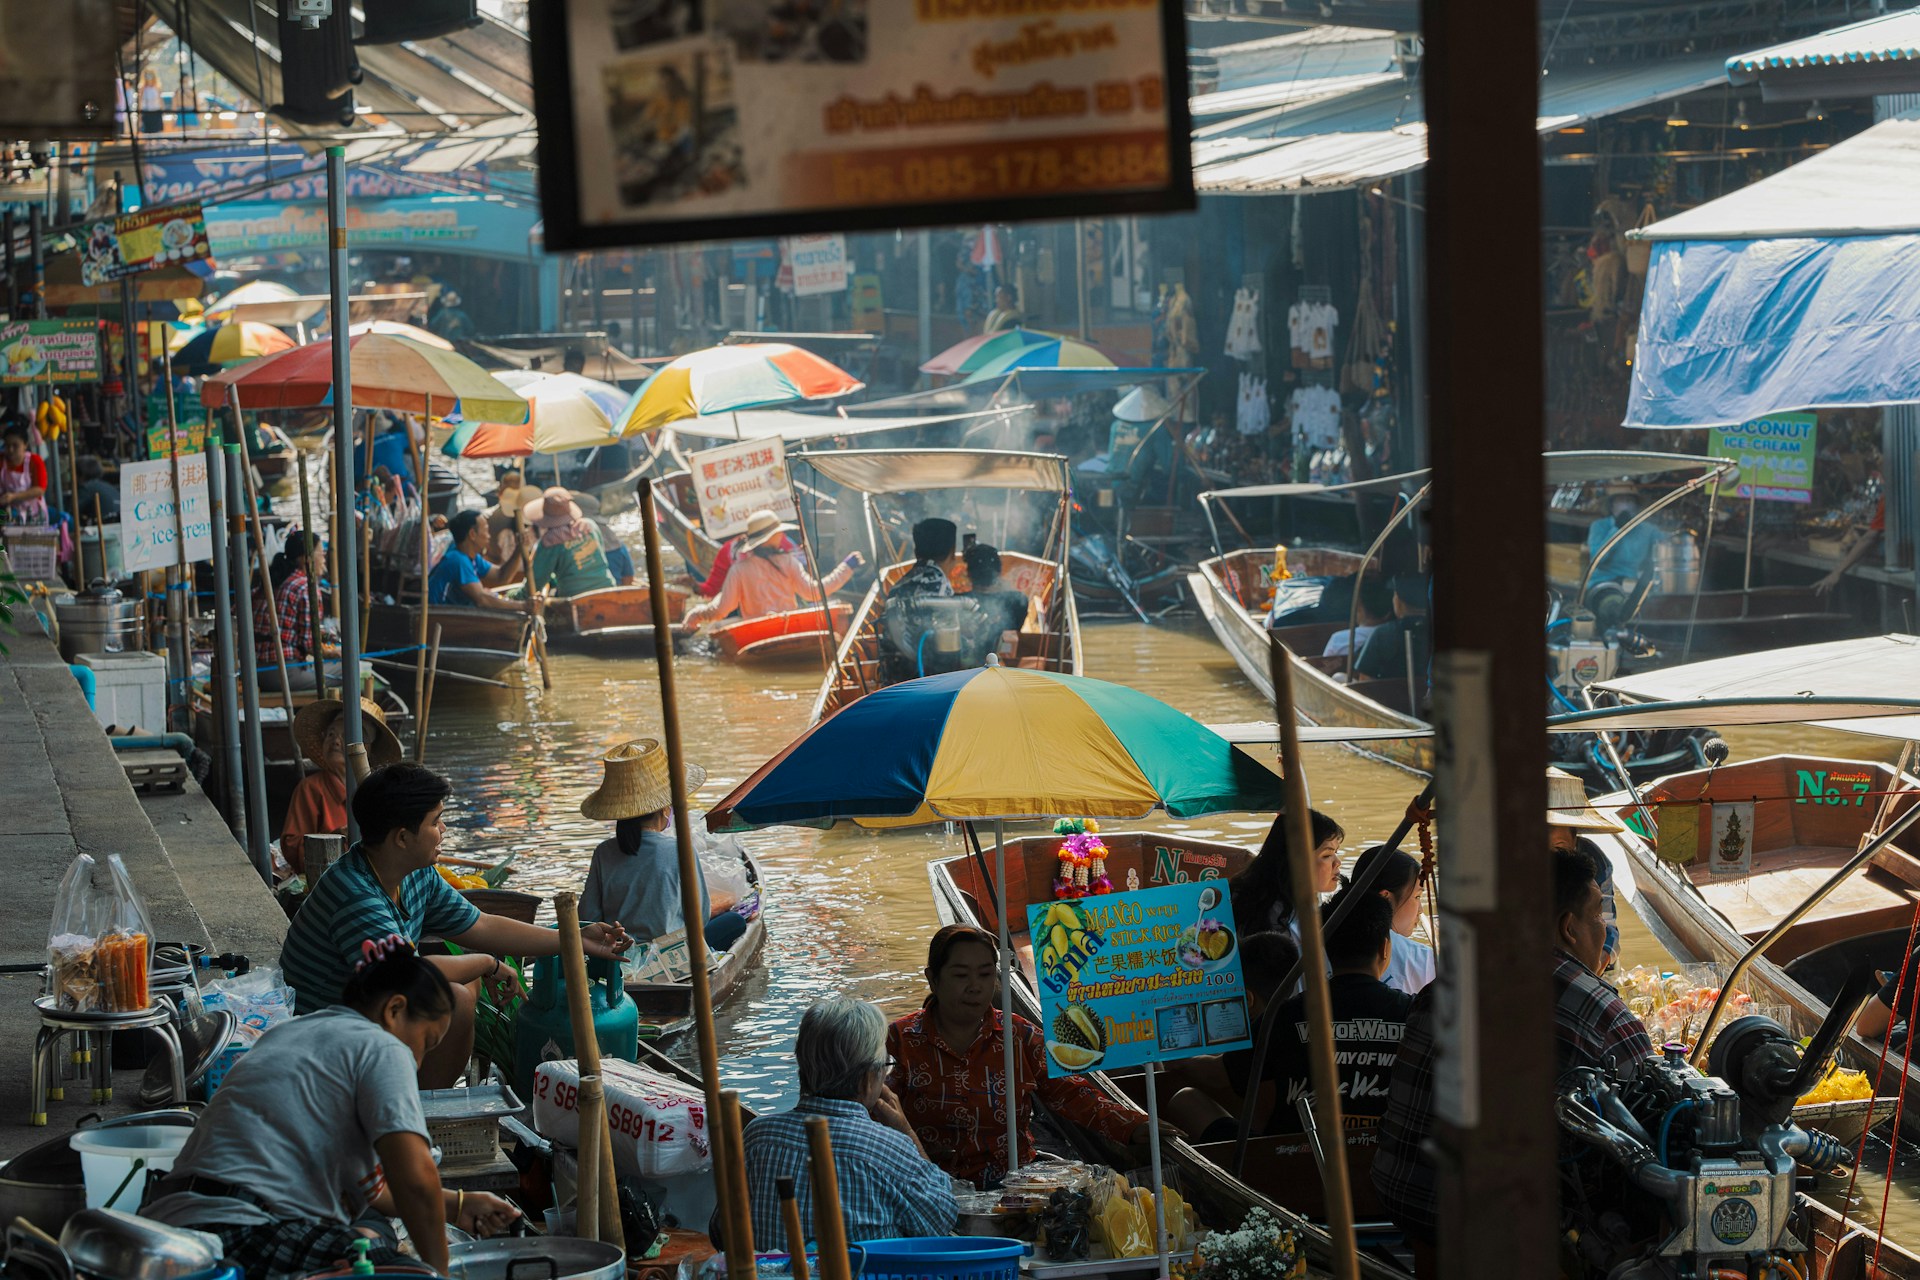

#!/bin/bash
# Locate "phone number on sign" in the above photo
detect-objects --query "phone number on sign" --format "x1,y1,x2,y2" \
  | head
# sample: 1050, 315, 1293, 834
830, 141, 1169, 202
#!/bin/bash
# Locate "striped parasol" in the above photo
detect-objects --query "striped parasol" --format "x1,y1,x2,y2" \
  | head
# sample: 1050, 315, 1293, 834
201, 333, 530, 423
920, 328, 1116, 379
173, 321, 297, 372
441, 372, 621, 458
616, 343, 863, 436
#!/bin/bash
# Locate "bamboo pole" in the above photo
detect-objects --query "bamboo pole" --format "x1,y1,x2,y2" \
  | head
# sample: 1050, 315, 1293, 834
805, 1117, 852, 1280
412, 404, 433, 747
637, 478, 745, 1278
1267, 636, 1359, 1280
416, 623, 443, 764
296, 446, 326, 702
776, 1178, 810, 1278
719, 1092, 756, 1268
574, 1068, 602, 1244
235, 409, 299, 717
553, 891, 626, 1251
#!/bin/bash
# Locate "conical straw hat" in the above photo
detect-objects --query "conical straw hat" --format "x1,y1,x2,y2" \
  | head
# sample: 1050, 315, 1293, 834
1545, 765, 1624, 831
580, 738, 707, 820
293, 697, 401, 769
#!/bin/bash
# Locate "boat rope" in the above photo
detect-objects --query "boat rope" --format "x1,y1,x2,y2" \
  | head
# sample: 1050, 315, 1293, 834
1846, 891, 1920, 1276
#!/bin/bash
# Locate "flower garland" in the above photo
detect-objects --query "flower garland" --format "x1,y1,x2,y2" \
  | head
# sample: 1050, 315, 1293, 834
1051, 818, 1112, 899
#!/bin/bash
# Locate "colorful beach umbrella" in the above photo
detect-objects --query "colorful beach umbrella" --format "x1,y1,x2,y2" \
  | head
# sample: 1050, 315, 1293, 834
204, 280, 322, 327
920, 328, 1114, 378
201, 333, 530, 424
616, 343, 863, 437
174, 321, 297, 372
708, 665, 1283, 830
440, 372, 620, 458
347, 319, 454, 350
498, 369, 628, 422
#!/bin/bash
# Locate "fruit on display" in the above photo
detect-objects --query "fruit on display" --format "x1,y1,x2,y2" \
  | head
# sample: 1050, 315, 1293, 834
435, 864, 488, 891
1797, 1066, 1872, 1107
35, 394, 69, 440
1038, 901, 1096, 978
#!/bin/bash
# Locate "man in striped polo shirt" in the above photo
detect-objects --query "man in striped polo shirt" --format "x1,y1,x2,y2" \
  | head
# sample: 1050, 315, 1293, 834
282, 763, 634, 1088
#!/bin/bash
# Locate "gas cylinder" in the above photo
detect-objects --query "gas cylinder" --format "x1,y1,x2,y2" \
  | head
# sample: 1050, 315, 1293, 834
511, 952, 641, 1101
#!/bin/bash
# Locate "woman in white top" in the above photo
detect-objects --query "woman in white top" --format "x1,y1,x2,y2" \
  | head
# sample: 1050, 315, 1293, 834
1351, 843, 1434, 994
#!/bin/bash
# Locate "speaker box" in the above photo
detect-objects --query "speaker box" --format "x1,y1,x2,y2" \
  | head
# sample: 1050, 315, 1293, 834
359, 0, 482, 44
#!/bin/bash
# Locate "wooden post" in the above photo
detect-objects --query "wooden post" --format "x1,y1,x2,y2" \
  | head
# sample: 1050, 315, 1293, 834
296, 446, 326, 702
574, 1068, 603, 1244
553, 891, 625, 1251
776, 1178, 810, 1278
412, 403, 433, 745
306, 833, 342, 887
1268, 638, 1358, 1280
719, 1092, 756, 1269
235, 409, 299, 716
416, 623, 443, 763
805, 1117, 852, 1280
637, 478, 745, 1278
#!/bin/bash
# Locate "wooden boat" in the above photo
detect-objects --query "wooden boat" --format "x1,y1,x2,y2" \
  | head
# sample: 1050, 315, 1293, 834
1595, 753, 1920, 1137
928, 829, 1413, 1277
1191, 546, 1432, 776
545, 582, 691, 653
805, 449, 1082, 724
710, 601, 851, 664
1631, 586, 1858, 659
366, 601, 530, 681
624, 846, 769, 1041
652, 470, 724, 583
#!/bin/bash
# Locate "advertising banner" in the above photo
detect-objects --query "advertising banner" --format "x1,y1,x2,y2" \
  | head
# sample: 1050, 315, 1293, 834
80, 202, 214, 286
1028, 881, 1252, 1078
0, 321, 102, 384
690, 438, 796, 539
531, 0, 1194, 249
788, 234, 851, 296
1708, 412, 1816, 504
120, 456, 214, 573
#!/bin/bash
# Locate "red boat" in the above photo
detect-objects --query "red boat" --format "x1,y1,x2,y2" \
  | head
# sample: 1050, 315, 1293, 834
710, 601, 851, 664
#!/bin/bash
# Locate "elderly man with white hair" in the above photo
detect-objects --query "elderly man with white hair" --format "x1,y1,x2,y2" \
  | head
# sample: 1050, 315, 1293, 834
743, 997, 957, 1251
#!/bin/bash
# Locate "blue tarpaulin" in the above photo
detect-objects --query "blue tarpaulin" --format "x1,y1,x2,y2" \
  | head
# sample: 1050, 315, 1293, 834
1625, 113, 1920, 428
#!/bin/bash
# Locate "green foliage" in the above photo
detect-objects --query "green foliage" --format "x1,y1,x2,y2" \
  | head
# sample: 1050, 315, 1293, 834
0, 570, 26, 657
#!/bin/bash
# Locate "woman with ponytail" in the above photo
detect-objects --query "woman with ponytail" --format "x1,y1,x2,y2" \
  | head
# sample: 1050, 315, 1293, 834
1350, 843, 1435, 995
255, 530, 331, 692
143, 936, 520, 1278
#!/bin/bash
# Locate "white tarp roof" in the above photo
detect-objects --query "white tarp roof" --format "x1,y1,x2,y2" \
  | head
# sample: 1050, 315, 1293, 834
795, 449, 1070, 494
669, 408, 1016, 444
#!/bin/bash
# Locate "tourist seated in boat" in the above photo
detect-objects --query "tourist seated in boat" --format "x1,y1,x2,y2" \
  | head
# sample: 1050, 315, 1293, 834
879, 517, 975, 682
1230, 809, 1346, 941
280, 763, 633, 1088
1157, 929, 1299, 1141
959, 541, 1030, 659
254, 531, 336, 691
743, 997, 958, 1249
578, 739, 751, 955
1552, 844, 1653, 1076
281, 697, 401, 880
1546, 766, 1623, 972
1852, 939, 1920, 1044
142, 936, 521, 1279
1585, 485, 1658, 630
428, 510, 532, 613
1351, 576, 1428, 685
1352, 844, 1434, 995
523, 486, 618, 598
886, 924, 1159, 1187
1321, 576, 1393, 660
682, 510, 861, 629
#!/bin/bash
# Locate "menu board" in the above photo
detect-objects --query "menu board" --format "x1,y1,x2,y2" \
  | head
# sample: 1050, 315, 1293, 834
531, 0, 1193, 249
0, 321, 102, 384
690, 437, 797, 538
1027, 880, 1252, 1078
120, 455, 214, 572
1708, 412, 1816, 504
80, 202, 213, 287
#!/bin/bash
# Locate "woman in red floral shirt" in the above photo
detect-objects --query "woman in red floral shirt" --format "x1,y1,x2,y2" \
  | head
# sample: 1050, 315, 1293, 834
886, 924, 1156, 1187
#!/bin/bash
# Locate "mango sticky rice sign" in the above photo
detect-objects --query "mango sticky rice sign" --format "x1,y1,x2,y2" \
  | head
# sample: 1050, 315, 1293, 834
0, 321, 102, 385
80, 201, 213, 286
1708, 412, 1816, 504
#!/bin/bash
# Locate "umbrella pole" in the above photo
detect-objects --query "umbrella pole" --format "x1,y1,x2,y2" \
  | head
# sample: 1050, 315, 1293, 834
996, 817, 1019, 1179
413, 402, 433, 748
235, 408, 299, 718
637, 477, 749, 1280
327, 145, 366, 821
1268, 636, 1359, 1280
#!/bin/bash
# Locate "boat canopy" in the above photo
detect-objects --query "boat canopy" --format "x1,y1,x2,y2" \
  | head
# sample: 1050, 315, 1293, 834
1200, 451, 1729, 508
1198, 467, 1431, 506
1597, 634, 1920, 740
668, 406, 1019, 444
960, 366, 1206, 396
793, 448, 1071, 494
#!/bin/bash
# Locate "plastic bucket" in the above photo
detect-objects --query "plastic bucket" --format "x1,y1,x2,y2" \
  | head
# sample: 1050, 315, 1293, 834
851, 1237, 1028, 1280
68, 1126, 190, 1211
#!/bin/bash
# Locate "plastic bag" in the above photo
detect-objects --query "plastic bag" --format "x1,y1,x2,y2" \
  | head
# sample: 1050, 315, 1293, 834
532, 1057, 711, 1178
47, 854, 154, 1012
200, 965, 296, 1041
698, 831, 752, 914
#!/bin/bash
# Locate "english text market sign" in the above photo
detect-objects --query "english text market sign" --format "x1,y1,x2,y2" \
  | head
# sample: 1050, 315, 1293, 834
201, 196, 536, 261
1708, 412, 1817, 504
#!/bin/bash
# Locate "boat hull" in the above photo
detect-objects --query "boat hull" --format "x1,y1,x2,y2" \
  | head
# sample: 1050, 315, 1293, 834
624, 850, 769, 1040
548, 583, 691, 654
1632, 587, 1859, 659
712, 602, 851, 664
367, 602, 529, 680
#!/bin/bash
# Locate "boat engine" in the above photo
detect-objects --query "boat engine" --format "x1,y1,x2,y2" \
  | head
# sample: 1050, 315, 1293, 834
1556, 966, 1883, 1280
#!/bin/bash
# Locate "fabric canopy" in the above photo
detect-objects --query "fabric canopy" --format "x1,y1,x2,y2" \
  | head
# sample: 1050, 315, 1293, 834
668, 407, 1018, 444
1203, 467, 1431, 504
1200, 452, 1721, 506
794, 448, 1069, 494
1626, 114, 1920, 428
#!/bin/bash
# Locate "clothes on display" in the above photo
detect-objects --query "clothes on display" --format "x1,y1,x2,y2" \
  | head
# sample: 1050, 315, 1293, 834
1287, 299, 1339, 370
1310, 446, 1351, 487
1288, 384, 1342, 450
1163, 283, 1199, 425
1225, 287, 1263, 360
1236, 372, 1270, 436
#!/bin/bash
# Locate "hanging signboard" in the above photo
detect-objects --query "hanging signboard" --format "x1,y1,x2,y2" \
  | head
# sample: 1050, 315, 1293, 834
0, 321, 102, 384
530, 0, 1194, 250
1654, 802, 1700, 865
1708, 801, 1755, 879
146, 421, 210, 459
120, 456, 214, 573
788, 235, 851, 296
1708, 412, 1816, 504
80, 201, 214, 287
690, 437, 797, 539
1028, 880, 1252, 1078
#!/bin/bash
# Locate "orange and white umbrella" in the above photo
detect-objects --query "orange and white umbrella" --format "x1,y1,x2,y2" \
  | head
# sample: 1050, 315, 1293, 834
616, 343, 862, 437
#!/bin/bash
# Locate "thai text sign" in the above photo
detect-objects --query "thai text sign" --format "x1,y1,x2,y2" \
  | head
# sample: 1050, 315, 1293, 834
0, 321, 102, 384
1028, 881, 1252, 1078
1709, 412, 1816, 504
690, 438, 795, 540
80, 201, 213, 286
120, 456, 214, 572
788, 235, 851, 296
531, 0, 1194, 249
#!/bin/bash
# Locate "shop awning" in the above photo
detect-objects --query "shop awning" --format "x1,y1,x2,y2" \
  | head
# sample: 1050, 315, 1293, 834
1195, 54, 1728, 194
1728, 8, 1920, 102
669, 407, 1020, 444
1191, 25, 1401, 118
1624, 113, 1920, 428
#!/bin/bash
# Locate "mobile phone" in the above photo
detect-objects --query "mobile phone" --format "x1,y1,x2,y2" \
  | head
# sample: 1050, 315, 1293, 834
963, 532, 977, 551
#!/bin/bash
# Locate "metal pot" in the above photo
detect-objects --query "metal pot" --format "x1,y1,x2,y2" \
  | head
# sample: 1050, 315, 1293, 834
1654, 535, 1701, 596
445, 1237, 627, 1280
51, 581, 145, 664
58, 1209, 221, 1280
0, 1115, 198, 1240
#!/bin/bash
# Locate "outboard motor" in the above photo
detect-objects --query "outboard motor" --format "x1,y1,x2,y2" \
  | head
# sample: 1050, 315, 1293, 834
1556, 965, 1882, 1280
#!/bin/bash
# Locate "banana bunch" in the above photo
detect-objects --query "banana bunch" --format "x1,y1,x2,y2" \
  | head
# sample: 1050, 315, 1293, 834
35, 394, 69, 441
1037, 901, 1095, 978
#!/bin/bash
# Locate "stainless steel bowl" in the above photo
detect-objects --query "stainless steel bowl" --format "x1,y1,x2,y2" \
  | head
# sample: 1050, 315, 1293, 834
58, 1209, 222, 1280
445, 1236, 627, 1280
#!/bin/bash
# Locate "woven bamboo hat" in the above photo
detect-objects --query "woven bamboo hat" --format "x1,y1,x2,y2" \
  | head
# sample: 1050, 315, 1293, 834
739, 509, 798, 552
293, 697, 401, 769
1546, 765, 1625, 831
580, 738, 707, 820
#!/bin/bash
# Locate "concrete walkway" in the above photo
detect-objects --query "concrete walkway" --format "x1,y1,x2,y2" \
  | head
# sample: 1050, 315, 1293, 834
0, 610, 285, 1158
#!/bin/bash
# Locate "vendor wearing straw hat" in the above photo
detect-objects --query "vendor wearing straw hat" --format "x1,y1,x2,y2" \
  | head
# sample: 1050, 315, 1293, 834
580, 740, 750, 953
281, 698, 402, 878
1546, 765, 1626, 971
523, 486, 617, 599
681, 509, 862, 629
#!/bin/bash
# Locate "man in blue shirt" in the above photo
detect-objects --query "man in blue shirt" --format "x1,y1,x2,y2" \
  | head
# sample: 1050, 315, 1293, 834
1585, 488, 1659, 628
428, 510, 528, 611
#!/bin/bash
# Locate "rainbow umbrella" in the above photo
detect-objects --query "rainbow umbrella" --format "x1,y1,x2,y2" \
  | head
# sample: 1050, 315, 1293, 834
347, 319, 454, 350
920, 328, 1114, 378
440, 372, 620, 458
174, 321, 297, 372
616, 343, 863, 437
201, 333, 530, 424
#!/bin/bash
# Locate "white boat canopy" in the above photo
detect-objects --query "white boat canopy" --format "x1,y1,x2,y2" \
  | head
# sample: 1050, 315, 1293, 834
793, 448, 1071, 495
669, 407, 1021, 444
1597, 633, 1920, 740
1199, 449, 1729, 507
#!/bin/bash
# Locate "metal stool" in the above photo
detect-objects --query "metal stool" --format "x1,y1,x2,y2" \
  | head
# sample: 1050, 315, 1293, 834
30, 999, 185, 1126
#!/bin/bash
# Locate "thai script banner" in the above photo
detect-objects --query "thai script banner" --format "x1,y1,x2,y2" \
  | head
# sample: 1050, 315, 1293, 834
0, 321, 101, 384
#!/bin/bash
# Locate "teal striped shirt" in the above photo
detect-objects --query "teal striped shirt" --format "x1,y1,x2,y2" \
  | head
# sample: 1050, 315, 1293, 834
280, 844, 481, 1011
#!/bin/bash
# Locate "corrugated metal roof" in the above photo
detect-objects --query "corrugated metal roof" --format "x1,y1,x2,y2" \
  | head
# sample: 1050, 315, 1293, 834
1204, 24, 1397, 95
1191, 71, 1404, 120
1728, 7, 1920, 76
